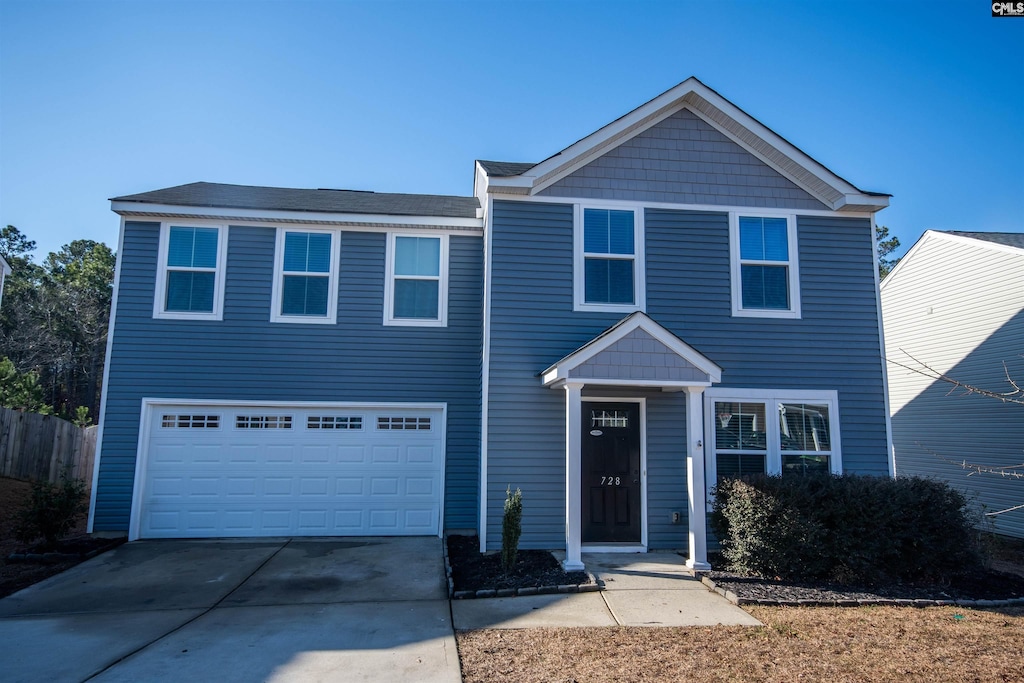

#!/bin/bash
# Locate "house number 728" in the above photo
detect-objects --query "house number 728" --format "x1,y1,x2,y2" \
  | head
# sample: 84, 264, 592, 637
600, 476, 621, 485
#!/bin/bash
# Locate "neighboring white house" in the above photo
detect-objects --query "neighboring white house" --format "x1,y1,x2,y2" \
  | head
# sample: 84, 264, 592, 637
881, 230, 1024, 538
0, 255, 10, 308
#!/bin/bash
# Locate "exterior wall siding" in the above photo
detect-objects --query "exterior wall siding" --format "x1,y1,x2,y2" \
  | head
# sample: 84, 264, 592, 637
573, 328, 708, 382
94, 222, 482, 532
883, 236, 1024, 538
539, 108, 828, 211
486, 200, 890, 550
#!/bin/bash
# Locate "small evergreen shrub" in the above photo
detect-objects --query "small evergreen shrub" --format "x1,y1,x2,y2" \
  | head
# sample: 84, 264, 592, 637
16, 467, 88, 551
710, 474, 981, 586
501, 485, 523, 574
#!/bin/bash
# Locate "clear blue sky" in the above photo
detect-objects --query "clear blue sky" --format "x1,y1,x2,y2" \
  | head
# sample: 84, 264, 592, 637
1, 0, 1021, 260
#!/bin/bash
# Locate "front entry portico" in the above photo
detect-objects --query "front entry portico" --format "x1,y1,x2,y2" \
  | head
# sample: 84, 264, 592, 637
541, 313, 722, 571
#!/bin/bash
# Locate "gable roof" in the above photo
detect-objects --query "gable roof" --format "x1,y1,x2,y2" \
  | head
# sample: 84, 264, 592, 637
478, 77, 889, 213
111, 182, 480, 219
881, 229, 1024, 290
476, 161, 537, 177
541, 312, 722, 388
946, 231, 1024, 250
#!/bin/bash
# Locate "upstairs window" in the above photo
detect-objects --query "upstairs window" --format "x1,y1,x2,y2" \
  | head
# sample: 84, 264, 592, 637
574, 206, 644, 312
271, 229, 338, 324
154, 224, 227, 320
385, 233, 448, 326
730, 214, 800, 318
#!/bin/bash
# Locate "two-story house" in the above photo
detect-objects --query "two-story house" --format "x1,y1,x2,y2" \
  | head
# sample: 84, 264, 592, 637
88, 78, 893, 570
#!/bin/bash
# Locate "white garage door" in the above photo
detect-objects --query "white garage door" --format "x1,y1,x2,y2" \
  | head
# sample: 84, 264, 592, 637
135, 403, 445, 539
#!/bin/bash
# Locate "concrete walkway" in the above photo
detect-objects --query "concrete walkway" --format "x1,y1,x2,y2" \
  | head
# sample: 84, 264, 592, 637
451, 551, 762, 629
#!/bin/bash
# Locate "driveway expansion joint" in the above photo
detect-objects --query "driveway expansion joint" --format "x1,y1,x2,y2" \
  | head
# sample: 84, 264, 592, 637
80, 539, 293, 682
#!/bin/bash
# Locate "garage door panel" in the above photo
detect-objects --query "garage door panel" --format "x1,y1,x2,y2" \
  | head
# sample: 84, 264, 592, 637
337, 446, 366, 463
265, 445, 296, 464
139, 404, 444, 538
371, 446, 400, 463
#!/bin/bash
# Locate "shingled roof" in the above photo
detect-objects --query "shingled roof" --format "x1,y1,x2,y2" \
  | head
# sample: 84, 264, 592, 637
476, 161, 537, 177
111, 182, 480, 218
947, 231, 1024, 250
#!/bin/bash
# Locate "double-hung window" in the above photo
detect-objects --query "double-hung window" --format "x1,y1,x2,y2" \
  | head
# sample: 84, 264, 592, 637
154, 224, 227, 320
705, 389, 841, 491
730, 214, 800, 318
575, 206, 644, 312
385, 233, 448, 326
271, 229, 338, 324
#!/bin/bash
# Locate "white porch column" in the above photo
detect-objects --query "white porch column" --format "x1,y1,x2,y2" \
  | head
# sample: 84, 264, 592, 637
685, 386, 711, 571
563, 381, 585, 571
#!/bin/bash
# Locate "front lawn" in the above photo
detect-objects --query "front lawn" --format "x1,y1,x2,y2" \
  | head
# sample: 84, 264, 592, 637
457, 604, 1024, 682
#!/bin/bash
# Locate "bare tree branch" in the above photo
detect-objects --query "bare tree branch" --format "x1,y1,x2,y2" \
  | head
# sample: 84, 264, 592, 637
888, 350, 1024, 405
914, 443, 1024, 480
985, 503, 1024, 517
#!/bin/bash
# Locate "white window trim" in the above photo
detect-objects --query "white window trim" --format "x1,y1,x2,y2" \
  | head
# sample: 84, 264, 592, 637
703, 388, 841, 498
153, 223, 229, 321
270, 227, 340, 325
729, 212, 801, 319
383, 232, 449, 327
573, 204, 646, 313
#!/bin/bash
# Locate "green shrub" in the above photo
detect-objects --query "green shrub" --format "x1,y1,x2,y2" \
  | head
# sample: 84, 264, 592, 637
501, 485, 523, 574
15, 468, 88, 551
710, 474, 981, 586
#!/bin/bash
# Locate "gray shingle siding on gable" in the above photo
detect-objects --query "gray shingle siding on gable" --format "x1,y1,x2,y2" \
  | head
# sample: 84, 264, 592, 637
485, 201, 889, 550
538, 109, 828, 210
572, 328, 709, 382
93, 221, 482, 532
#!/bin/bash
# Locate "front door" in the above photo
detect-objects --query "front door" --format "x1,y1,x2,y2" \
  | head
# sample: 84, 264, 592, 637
581, 402, 641, 543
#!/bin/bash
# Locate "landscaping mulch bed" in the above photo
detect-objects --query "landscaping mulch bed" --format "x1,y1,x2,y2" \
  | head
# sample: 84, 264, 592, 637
0, 477, 123, 599
702, 542, 1024, 606
446, 534, 594, 598
703, 568, 1024, 606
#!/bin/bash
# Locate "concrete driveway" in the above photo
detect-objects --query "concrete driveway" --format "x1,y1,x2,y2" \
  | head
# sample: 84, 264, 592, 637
0, 537, 460, 683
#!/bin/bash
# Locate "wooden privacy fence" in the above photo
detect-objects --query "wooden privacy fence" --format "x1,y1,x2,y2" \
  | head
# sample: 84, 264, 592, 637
0, 407, 97, 487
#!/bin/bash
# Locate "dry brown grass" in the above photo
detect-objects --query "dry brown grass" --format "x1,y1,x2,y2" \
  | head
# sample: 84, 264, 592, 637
457, 605, 1024, 682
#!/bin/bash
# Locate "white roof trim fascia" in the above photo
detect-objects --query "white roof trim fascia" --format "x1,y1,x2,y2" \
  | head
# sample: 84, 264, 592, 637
485, 78, 888, 213
541, 312, 722, 387
881, 230, 1024, 292
879, 230, 935, 290
544, 377, 714, 389
111, 201, 484, 231
931, 230, 1024, 256
0, 254, 10, 277
488, 192, 876, 219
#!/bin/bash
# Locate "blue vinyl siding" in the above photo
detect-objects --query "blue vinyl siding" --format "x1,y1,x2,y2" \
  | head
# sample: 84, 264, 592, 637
93, 222, 482, 532
486, 201, 889, 550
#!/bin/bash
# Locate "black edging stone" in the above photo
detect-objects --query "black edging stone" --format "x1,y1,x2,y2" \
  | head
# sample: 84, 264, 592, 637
701, 576, 1024, 609
443, 537, 601, 600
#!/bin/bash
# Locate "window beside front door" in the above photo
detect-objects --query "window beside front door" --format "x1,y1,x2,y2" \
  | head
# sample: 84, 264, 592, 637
707, 390, 840, 487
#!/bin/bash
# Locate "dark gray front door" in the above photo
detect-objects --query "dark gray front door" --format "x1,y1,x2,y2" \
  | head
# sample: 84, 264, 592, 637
581, 402, 641, 543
